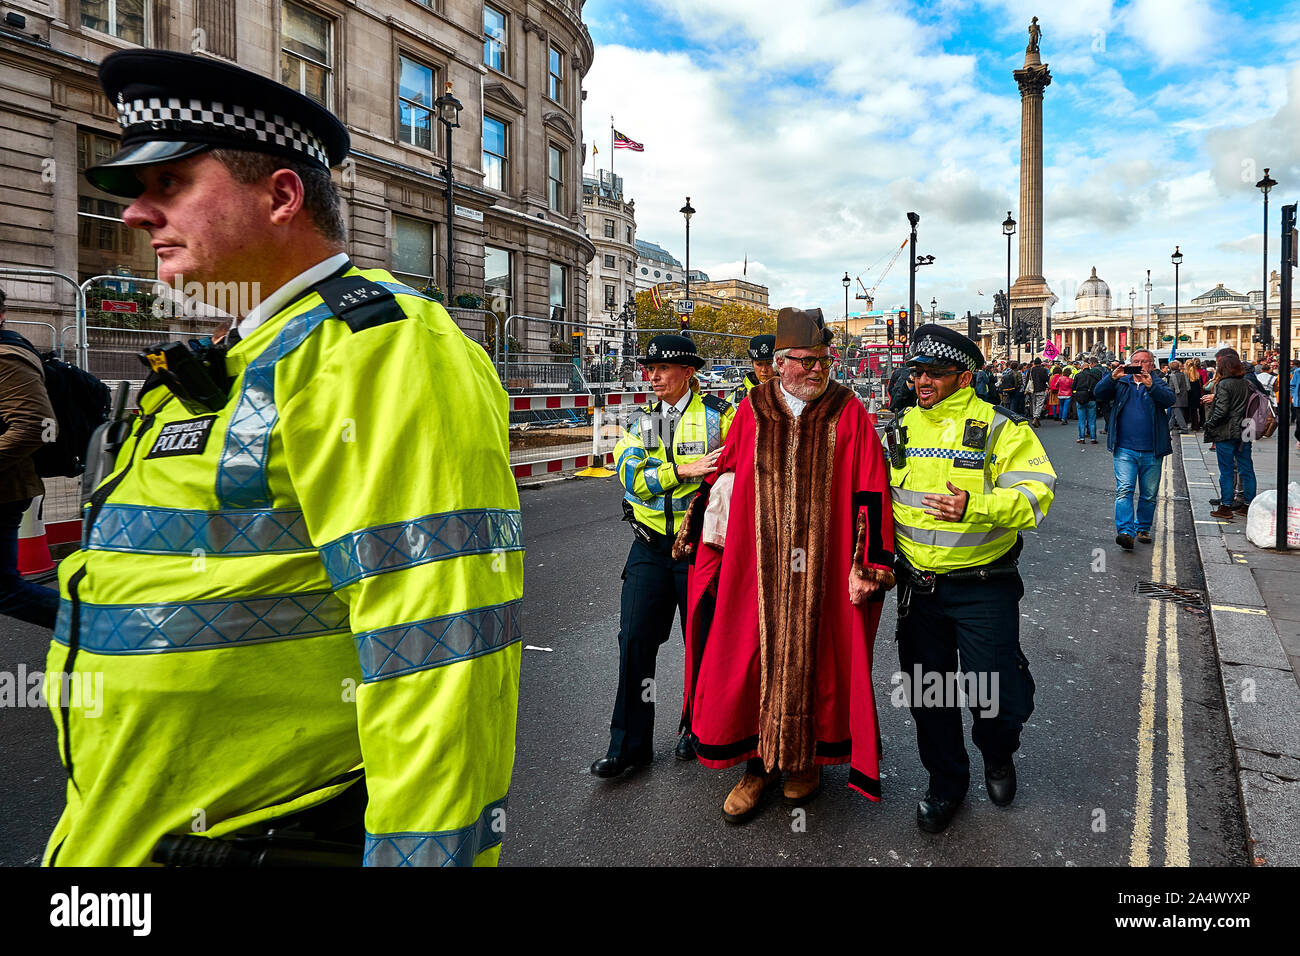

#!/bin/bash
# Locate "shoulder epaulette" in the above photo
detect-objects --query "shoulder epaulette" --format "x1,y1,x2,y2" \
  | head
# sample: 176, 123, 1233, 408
314, 274, 408, 333
992, 404, 1031, 425
702, 393, 731, 413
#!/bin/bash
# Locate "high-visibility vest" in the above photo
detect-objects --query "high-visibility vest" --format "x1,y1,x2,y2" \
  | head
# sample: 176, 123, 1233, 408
730, 371, 760, 406
44, 266, 522, 867
613, 388, 733, 537
888, 386, 1055, 572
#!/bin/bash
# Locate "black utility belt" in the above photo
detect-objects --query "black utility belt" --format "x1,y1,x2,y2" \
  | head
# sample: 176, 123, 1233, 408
896, 554, 1019, 592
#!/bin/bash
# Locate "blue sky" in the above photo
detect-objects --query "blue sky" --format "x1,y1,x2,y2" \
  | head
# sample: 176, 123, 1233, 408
581, 0, 1300, 322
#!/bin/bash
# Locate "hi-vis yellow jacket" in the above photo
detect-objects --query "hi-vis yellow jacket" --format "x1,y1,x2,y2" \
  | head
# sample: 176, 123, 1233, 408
730, 371, 760, 406
888, 386, 1055, 572
44, 265, 522, 867
613, 388, 733, 537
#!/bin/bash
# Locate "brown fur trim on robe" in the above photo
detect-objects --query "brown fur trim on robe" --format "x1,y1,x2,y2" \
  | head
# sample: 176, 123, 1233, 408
852, 512, 896, 590
751, 380, 853, 773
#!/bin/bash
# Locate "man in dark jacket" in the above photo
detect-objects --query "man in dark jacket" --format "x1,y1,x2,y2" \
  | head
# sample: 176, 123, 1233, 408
1071, 357, 1103, 443
0, 289, 61, 626
889, 363, 916, 414
1025, 358, 1050, 426
1093, 349, 1175, 551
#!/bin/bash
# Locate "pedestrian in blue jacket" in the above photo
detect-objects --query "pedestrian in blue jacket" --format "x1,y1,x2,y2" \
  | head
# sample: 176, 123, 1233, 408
1093, 349, 1175, 550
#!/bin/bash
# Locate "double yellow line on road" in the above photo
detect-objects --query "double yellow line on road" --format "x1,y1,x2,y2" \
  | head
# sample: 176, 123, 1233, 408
1128, 459, 1190, 867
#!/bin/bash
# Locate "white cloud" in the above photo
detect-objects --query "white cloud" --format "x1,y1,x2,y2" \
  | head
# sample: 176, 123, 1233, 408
1124, 0, 1218, 69
580, 4, 1300, 322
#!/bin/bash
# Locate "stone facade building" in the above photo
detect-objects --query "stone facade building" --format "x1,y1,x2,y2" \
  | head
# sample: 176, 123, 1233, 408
581, 169, 635, 354
0, 0, 594, 360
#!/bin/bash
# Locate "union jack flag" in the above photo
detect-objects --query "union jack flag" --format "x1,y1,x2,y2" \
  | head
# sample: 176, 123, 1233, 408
613, 129, 644, 151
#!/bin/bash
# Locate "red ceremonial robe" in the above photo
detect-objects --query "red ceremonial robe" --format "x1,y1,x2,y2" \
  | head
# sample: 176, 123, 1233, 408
680, 380, 895, 800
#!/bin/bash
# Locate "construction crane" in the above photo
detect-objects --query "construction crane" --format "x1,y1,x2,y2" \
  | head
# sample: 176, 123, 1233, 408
854, 238, 907, 311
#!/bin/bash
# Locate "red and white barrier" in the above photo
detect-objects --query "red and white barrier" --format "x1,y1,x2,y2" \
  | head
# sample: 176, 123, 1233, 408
604, 388, 730, 405
18, 495, 55, 575
510, 393, 593, 411
513, 451, 614, 480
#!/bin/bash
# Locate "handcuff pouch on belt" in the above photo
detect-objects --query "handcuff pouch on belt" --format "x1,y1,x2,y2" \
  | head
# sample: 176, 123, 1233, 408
138, 338, 231, 415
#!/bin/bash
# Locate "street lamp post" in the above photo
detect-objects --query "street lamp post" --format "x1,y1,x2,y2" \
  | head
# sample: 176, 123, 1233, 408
907, 212, 919, 343
434, 82, 463, 301
1129, 288, 1136, 359
1003, 211, 1016, 357
680, 198, 695, 326
1172, 246, 1183, 358
842, 271, 851, 382
931, 297, 937, 321
1144, 270, 1152, 351
1257, 168, 1278, 357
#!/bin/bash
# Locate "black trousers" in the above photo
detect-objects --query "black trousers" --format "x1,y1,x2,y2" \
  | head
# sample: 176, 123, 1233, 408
606, 535, 689, 760
896, 570, 1035, 801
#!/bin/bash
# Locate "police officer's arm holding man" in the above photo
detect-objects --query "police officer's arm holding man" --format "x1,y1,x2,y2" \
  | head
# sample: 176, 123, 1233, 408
593, 334, 734, 776
44, 51, 522, 867
886, 325, 1055, 835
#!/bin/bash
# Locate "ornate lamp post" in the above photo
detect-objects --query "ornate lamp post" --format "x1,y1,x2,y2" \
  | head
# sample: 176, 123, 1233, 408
434, 82, 463, 300
1171, 246, 1183, 357
1003, 211, 1016, 351
1129, 287, 1136, 359
1257, 168, 1278, 356
680, 196, 695, 307
1144, 270, 1152, 351
907, 212, 919, 342
842, 271, 851, 381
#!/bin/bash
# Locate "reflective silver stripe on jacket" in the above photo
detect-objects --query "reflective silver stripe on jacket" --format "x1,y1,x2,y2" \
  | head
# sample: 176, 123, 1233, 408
890, 487, 931, 509
892, 520, 1013, 549
354, 600, 522, 682
1012, 485, 1046, 525
363, 796, 508, 866
53, 589, 349, 654
88, 505, 312, 555
319, 509, 523, 589
217, 301, 334, 509
996, 470, 1057, 492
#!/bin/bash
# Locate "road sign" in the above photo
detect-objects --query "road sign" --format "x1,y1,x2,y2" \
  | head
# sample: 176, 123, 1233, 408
674, 299, 695, 314
99, 299, 138, 313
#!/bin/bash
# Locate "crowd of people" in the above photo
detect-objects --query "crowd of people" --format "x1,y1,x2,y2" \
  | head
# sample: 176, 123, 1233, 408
899, 347, 1282, 546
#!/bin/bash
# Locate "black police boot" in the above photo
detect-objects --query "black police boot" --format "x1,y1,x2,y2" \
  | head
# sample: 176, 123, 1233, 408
590, 753, 652, 778
917, 791, 962, 833
985, 761, 1017, 807
674, 732, 698, 761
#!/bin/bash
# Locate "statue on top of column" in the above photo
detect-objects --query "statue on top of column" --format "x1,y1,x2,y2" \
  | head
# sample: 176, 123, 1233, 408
1027, 17, 1041, 53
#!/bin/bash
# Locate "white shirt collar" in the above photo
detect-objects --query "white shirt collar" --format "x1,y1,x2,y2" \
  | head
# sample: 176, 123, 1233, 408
780, 383, 807, 418
236, 253, 350, 338
663, 390, 692, 415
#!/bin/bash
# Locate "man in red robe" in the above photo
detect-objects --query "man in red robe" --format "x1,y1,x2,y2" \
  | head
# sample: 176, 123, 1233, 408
673, 307, 896, 824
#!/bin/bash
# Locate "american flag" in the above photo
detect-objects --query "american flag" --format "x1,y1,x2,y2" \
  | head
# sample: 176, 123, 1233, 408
613, 129, 644, 151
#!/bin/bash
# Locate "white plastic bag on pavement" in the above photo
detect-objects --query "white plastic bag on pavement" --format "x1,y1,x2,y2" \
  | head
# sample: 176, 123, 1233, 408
1246, 482, 1300, 549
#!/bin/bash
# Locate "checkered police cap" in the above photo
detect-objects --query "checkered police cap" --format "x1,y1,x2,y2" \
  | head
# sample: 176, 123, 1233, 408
88, 50, 350, 198
907, 323, 985, 372
748, 334, 775, 361
640, 334, 705, 369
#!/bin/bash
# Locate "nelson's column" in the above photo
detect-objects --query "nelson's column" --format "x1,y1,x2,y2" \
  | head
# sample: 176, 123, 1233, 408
1010, 17, 1057, 348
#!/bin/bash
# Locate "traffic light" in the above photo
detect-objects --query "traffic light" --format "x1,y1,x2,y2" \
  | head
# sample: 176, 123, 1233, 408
678, 313, 689, 330
886, 316, 895, 344
967, 311, 979, 339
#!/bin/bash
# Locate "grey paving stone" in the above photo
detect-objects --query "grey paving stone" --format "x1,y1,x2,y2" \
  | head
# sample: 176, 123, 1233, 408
1203, 564, 1266, 607
1237, 767, 1300, 866
1209, 609, 1290, 669
1220, 664, 1300, 760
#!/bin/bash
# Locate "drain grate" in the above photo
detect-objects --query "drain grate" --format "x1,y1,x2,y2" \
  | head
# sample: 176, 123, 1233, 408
1136, 581, 1208, 614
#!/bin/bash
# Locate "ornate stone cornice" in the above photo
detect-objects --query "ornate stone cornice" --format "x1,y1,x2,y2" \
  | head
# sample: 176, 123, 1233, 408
522, 17, 548, 40
543, 110, 576, 141
484, 81, 525, 113
1014, 64, 1052, 97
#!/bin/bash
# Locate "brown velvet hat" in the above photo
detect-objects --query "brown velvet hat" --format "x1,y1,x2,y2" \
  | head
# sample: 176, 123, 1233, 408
774, 307, 833, 350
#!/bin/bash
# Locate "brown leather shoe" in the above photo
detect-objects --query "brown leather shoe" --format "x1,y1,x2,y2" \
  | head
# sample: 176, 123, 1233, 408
1209, 506, 1235, 520
1233, 503, 1250, 516
783, 767, 823, 807
722, 769, 780, 825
